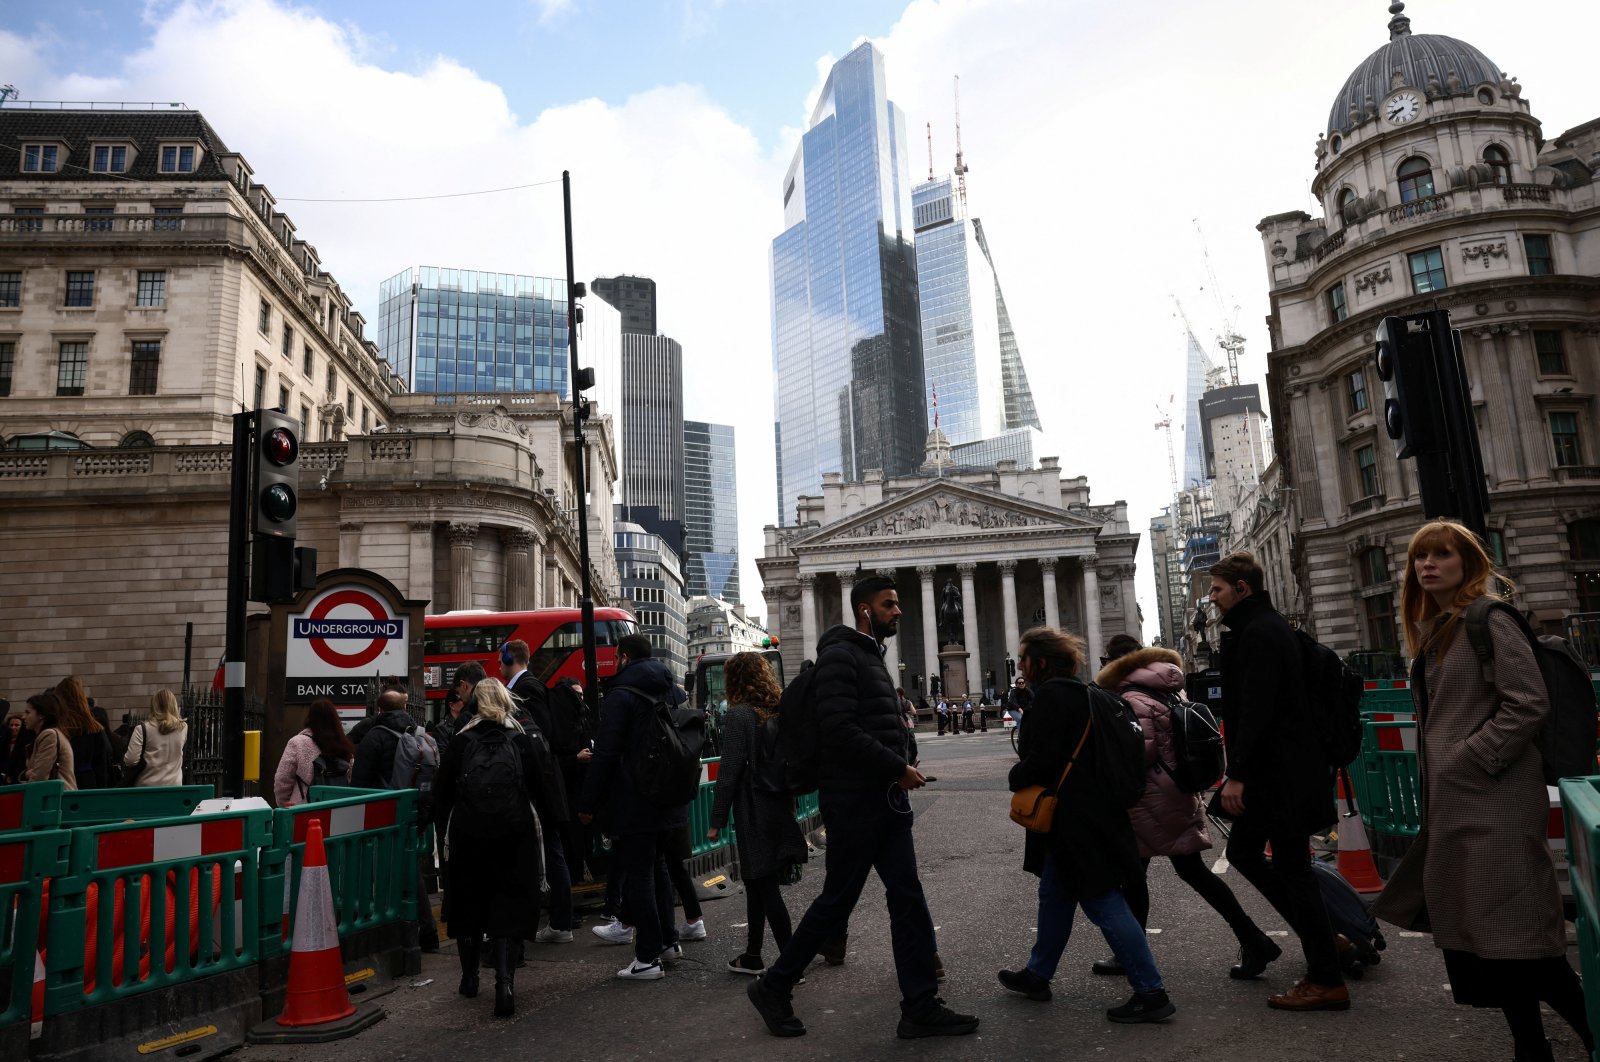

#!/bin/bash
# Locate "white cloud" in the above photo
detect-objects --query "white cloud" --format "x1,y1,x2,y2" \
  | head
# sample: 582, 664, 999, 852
532, 0, 575, 24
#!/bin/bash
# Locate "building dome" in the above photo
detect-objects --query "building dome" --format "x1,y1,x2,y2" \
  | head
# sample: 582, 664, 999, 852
1327, 3, 1499, 135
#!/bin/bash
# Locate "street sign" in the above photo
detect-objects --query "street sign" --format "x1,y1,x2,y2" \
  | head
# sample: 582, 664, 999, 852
285, 584, 409, 703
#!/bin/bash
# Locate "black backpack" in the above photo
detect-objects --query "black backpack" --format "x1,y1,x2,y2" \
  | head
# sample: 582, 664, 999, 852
311, 752, 351, 788
1133, 687, 1225, 794
628, 693, 706, 808
456, 725, 529, 833
776, 663, 823, 795
1085, 684, 1147, 808
1463, 598, 1599, 785
751, 712, 788, 795
1294, 628, 1364, 768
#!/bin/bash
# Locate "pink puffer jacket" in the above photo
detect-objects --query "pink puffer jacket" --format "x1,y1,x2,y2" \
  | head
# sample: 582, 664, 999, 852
1097, 648, 1211, 859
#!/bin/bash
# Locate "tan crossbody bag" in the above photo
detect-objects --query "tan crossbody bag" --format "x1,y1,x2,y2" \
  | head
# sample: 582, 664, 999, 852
1007, 717, 1092, 834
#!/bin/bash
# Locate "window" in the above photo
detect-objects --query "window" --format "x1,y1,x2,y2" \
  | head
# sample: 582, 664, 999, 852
301, 403, 313, 440
135, 270, 166, 307
129, 340, 160, 395
22, 145, 59, 173
1525, 234, 1553, 276
1397, 157, 1435, 203
1483, 145, 1511, 185
361, 406, 369, 433
1408, 247, 1447, 293
1363, 594, 1398, 651
1347, 368, 1369, 414
1571, 520, 1600, 613
326, 367, 338, 400
57, 342, 87, 396
13, 206, 43, 233
153, 206, 183, 232
1485, 529, 1507, 566
0, 272, 19, 307
64, 271, 95, 307
253, 366, 266, 409
159, 145, 196, 173
91, 145, 128, 173
258, 298, 271, 335
84, 206, 113, 233
346, 389, 355, 417
282, 325, 294, 358
1356, 444, 1380, 497
302, 343, 314, 377
1328, 283, 1347, 323
1534, 330, 1568, 375
118, 431, 154, 448
1359, 547, 1389, 586
279, 385, 290, 411
1337, 188, 1358, 225
0, 340, 12, 397
1551, 412, 1583, 467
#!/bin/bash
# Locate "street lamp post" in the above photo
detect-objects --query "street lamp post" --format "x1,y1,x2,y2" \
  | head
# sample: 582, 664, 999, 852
562, 171, 600, 712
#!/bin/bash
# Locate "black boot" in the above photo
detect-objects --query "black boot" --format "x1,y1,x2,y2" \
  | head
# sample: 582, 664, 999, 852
492, 938, 515, 1017
457, 937, 480, 998
1512, 1039, 1554, 1062
1229, 932, 1283, 980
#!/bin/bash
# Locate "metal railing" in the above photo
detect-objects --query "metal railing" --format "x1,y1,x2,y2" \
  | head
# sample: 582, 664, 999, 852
180, 686, 264, 796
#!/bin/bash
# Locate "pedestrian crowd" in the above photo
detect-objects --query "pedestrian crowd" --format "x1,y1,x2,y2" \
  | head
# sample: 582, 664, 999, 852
1, 677, 187, 789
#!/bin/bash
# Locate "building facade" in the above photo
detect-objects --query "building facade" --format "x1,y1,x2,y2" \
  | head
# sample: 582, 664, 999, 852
619, 333, 685, 554
1254, 3, 1600, 650
683, 419, 740, 602
1199, 383, 1269, 518
758, 446, 1139, 698
591, 274, 657, 337
771, 42, 926, 524
685, 596, 769, 660
615, 517, 688, 675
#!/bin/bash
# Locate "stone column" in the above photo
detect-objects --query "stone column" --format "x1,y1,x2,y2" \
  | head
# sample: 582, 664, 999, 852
837, 570, 855, 628
408, 521, 433, 603
1120, 564, 1140, 637
798, 573, 818, 656
877, 567, 901, 689
917, 565, 939, 694
502, 528, 535, 611
1038, 557, 1060, 629
1081, 556, 1103, 669
958, 561, 981, 697
338, 521, 362, 568
448, 522, 478, 612
529, 532, 545, 608
998, 559, 1021, 675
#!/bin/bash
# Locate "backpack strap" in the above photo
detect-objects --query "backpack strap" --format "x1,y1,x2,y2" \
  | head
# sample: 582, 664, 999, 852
1462, 596, 1499, 687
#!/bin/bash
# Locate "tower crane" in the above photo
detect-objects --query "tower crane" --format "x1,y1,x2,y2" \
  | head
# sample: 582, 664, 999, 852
953, 75, 970, 211
1192, 219, 1245, 386
1155, 396, 1181, 530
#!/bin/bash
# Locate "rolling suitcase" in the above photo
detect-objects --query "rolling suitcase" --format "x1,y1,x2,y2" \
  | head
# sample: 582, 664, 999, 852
1308, 857, 1387, 976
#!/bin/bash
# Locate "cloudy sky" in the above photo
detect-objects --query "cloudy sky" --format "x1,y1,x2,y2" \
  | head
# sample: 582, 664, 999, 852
5, 0, 1597, 635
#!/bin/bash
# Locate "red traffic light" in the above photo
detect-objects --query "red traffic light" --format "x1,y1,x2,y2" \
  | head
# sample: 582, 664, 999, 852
263, 427, 297, 465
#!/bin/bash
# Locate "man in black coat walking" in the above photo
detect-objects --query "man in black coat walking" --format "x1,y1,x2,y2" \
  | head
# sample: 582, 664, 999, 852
1211, 552, 1346, 1011
747, 574, 978, 1041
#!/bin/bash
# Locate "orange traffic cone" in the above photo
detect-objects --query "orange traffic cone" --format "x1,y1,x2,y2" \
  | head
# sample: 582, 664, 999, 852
278, 818, 355, 1027
1336, 811, 1385, 894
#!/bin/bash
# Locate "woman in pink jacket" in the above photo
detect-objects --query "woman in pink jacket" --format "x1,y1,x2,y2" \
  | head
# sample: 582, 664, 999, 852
1089, 635, 1278, 980
272, 699, 354, 806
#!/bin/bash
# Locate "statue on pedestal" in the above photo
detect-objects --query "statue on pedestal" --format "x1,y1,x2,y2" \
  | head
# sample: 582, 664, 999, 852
938, 579, 965, 645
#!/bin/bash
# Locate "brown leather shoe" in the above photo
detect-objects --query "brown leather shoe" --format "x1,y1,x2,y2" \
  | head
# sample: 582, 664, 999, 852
1334, 934, 1355, 961
1267, 979, 1350, 1011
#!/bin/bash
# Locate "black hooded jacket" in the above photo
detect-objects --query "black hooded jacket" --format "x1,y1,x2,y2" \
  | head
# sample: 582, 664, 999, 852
577, 658, 690, 835
812, 624, 916, 792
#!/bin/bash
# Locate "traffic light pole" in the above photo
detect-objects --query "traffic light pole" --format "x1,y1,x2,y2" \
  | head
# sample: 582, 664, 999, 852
223, 410, 252, 799
563, 170, 601, 712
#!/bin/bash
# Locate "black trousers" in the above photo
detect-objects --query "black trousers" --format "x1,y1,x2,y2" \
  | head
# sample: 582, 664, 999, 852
765, 787, 938, 1015
744, 874, 793, 958
1225, 810, 1342, 985
612, 832, 679, 965
1124, 852, 1262, 943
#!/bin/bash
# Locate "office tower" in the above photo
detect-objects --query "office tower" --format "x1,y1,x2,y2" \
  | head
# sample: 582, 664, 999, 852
683, 420, 740, 603
971, 219, 1042, 432
615, 516, 688, 675
619, 334, 685, 555
1182, 330, 1214, 488
771, 42, 926, 524
592, 274, 658, 336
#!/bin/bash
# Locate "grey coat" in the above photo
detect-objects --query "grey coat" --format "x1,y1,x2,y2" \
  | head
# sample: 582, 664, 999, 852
709, 704, 807, 881
1371, 608, 1566, 959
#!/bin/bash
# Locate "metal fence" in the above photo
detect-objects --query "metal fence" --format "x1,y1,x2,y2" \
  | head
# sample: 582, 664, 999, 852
179, 685, 264, 796
1568, 612, 1600, 671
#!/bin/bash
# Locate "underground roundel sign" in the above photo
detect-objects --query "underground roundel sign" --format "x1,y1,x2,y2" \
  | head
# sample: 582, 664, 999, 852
285, 584, 408, 702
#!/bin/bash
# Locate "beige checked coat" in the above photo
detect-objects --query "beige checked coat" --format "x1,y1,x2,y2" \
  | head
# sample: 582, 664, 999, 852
1371, 607, 1567, 959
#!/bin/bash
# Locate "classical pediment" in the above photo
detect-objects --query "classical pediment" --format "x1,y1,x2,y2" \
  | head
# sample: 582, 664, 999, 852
796, 480, 1101, 549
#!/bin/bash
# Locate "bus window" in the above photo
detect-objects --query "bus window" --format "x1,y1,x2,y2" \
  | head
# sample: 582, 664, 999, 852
424, 623, 518, 657
530, 622, 584, 682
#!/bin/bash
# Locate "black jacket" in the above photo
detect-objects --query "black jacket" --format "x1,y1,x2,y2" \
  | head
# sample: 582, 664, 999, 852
577, 659, 690, 836
506, 670, 554, 735
1219, 591, 1335, 833
351, 710, 416, 789
69, 730, 115, 790
1008, 677, 1140, 895
813, 624, 914, 792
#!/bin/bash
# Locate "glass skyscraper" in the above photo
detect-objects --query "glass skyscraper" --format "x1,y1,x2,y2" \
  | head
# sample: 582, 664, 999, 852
619, 334, 685, 556
972, 218, 1042, 433
1182, 330, 1215, 489
771, 42, 925, 524
683, 420, 739, 603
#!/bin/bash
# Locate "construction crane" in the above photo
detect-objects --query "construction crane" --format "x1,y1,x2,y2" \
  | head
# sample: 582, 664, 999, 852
1155, 398, 1179, 514
1192, 219, 1245, 386
953, 75, 970, 211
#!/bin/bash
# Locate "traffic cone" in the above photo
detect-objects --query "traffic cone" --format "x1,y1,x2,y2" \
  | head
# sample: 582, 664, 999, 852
278, 818, 355, 1026
1336, 810, 1385, 894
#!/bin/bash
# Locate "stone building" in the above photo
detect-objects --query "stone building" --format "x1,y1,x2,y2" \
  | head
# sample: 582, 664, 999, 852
1253, 4, 1600, 651
0, 105, 620, 709
758, 441, 1139, 698
615, 515, 688, 675
685, 596, 770, 660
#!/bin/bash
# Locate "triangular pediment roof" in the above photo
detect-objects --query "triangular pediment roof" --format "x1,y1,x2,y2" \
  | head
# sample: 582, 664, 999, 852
795, 478, 1102, 551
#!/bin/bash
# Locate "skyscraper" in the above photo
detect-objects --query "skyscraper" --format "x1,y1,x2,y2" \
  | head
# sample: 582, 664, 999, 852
1181, 330, 1214, 489
683, 420, 740, 603
971, 219, 1042, 432
771, 42, 925, 524
592, 275, 658, 336
619, 334, 685, 555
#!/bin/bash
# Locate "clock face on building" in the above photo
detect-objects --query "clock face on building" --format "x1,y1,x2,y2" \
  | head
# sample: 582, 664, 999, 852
1386, 92, 1421, 124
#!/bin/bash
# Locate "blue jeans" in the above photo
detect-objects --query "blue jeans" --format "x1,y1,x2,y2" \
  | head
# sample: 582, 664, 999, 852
1028, 852, 1164, 995
543, 829, 573, 931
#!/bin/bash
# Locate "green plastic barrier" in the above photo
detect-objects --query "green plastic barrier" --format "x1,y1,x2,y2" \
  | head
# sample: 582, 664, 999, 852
1557, 777, 1600, 1062
1354, 719, 1422, 839
42, 805, 274, 1015
689, 759, 735, 858
260, 786, 417, 960
57, 786, 215, 827
0, 780, 68, 833
0, 828, 70, 1031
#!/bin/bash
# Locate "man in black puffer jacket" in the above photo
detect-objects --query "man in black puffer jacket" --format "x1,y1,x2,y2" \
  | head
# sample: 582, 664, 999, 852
748, 575, 978, 1041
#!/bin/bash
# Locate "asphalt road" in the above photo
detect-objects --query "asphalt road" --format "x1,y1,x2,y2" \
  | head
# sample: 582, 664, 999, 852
240, 729, 1592, 1062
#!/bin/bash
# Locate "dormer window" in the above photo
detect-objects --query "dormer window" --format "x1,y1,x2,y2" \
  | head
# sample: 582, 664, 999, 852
1483, 145, 1512, 186
91, 144, 132, 173
158, 143, 199, 173
1397, 156, 1434, 203
22, 144, 61, 173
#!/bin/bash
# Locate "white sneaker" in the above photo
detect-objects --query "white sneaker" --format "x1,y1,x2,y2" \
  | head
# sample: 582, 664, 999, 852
535, 926, 573, 944
593, 921, 634, 945
617, 959, 664, 980
660, 943, 684, 965
678, 919, 707, 941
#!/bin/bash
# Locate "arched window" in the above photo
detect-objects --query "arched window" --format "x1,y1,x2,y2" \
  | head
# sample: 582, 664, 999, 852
1338, 188, 1359, 225
1483, 145, 1512, 185
118, 430, 154, 448
1397, 156, 1435, 203
1357, 547, 1397, 650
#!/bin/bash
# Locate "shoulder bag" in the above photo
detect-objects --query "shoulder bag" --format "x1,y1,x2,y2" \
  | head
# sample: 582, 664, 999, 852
1008, 716, 1092, 834
121, 723, 151, 787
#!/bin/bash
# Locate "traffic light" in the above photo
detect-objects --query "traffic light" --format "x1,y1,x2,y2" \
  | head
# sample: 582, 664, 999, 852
253, 409, 300, 538
251, 537, 317, 603
1373, 315, 1445, 459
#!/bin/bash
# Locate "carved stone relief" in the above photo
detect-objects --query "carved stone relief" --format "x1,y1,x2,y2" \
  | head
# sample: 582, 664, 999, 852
835, 494, 1048, 539
1355, 265, 1392, 293
1461, 241, 1508, 268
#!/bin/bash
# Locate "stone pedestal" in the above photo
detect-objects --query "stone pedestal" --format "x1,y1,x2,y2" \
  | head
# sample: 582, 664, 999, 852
939, 643, 972, 699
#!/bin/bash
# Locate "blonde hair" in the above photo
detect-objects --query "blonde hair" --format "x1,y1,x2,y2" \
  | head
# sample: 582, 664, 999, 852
473, 678, 514, 725
148, 689, 186, 735
1400, 519, 1512, 657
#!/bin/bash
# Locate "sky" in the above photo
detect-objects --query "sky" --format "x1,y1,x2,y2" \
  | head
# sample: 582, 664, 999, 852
4, 0, 1598, 636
